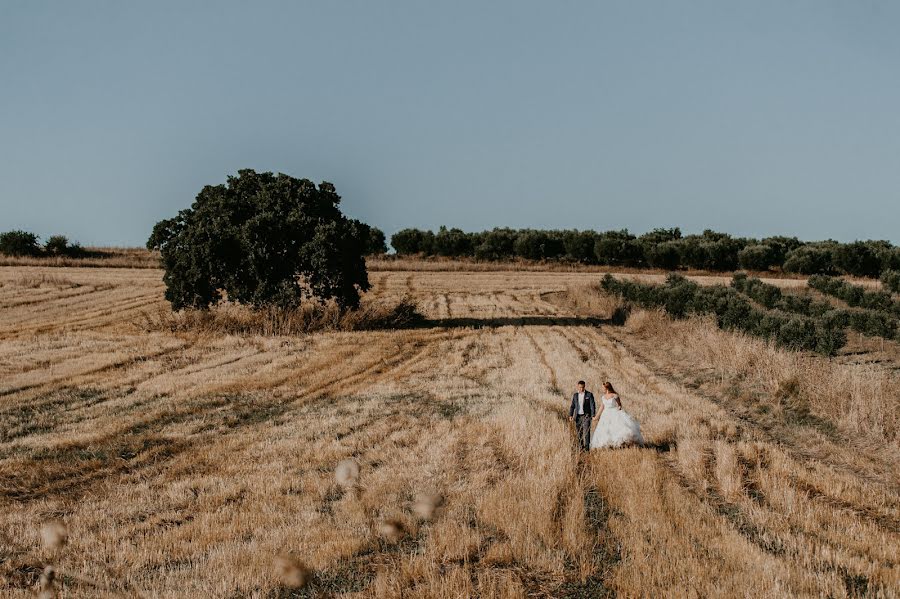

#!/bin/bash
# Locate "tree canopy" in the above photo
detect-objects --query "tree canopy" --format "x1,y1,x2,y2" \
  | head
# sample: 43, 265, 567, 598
148, 169, 372, 310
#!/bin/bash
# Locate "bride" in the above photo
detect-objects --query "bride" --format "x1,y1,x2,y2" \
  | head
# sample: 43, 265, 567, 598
591, 382, 644, 449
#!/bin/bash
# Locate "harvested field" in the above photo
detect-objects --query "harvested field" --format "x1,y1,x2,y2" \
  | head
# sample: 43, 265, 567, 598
1, 266, 897, 598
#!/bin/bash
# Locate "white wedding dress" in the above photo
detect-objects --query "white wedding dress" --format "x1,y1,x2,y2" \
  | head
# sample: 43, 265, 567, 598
591, 395, 644, 449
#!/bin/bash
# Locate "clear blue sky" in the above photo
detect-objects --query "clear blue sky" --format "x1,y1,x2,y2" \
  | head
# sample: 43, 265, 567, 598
1, 1, 898, 246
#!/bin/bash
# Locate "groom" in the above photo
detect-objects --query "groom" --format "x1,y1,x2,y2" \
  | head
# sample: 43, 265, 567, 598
569, 380, 596, 451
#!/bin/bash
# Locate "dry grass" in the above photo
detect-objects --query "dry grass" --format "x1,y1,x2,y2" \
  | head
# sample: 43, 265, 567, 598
0, 265, 897, 598
135, 297, 423, 336
0, 247, 160, 269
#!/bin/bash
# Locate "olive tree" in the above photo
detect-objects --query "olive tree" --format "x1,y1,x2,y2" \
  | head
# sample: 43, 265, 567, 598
148, 169, 371, 310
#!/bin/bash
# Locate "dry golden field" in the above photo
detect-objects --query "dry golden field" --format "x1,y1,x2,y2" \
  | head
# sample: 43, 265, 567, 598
1, 265, 898, 598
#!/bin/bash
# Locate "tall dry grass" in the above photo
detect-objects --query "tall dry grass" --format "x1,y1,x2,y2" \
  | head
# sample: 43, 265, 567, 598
134, 297, 424, 336
0, 247, 160, 269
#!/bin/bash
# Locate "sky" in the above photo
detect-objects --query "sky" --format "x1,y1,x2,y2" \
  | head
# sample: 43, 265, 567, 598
1, 1, 898, 247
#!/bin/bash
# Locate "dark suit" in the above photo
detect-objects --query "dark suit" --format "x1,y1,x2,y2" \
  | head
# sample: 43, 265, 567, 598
570, 391, 596, 451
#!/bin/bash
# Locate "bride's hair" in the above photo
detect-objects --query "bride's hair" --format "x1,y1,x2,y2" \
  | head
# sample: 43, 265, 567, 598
603, 381, 617, 394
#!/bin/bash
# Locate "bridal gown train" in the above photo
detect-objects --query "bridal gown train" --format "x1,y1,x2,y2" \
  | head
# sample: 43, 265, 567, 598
591, 395, 644, 449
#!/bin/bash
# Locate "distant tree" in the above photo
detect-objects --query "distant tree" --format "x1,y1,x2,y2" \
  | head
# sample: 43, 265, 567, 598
474, 228, 518, 261
364, 226, 387, 255
760, 236, 803, 266
562, 230, 598, 263
783, 244, 836, 275
148, 169, 371, 310
44, 235, 70, 255
594, 230, 643, 266
0, 230, 41, 256
645, 240, 682, 270
833, 241, 883, 278
390, 228, 434, 255
44, 235, 85, 257
638, 227, 682, 246
434, 226, 474, 257
878, 246, 900, 273
738, 244, 779, 271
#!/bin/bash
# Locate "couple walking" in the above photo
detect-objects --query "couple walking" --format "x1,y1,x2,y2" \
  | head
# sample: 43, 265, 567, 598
569, 380, 643, 450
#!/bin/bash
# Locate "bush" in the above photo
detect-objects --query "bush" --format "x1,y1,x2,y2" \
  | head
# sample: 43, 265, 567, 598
731, 273, 782, 309
879, 247, 900, 273
881, 270, 900, 294
45, 235, 71, 256
148, 169, 372, 311
0, 230, 41, 257
44, 235, 87, 258
738, 244, 779, 271
601, 273, 845, 355
732, 274, 835, 318
809, 275, 899, 314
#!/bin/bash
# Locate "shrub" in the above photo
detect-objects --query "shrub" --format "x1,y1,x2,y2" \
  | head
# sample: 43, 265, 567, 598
731, 273, 782, 309
881, 270, 900, 294
44, 235, 83, 256
846, 310, 897, 339
776, 316, 818, 352
148, 169, 371, 310
809, 275, 899, 314
601, 273, 845, 355
0, 230, 41, 257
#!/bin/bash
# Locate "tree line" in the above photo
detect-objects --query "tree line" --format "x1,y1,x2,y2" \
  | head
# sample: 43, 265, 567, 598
390, 227, 900, 279
0, 230, 86, 258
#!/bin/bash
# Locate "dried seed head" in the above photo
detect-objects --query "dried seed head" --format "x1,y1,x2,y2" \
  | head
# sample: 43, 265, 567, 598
412, 493, 443, 521
40, 521, 68, 552
37, 565, 56, 598
334, 459, 360, 489
274, 553, 310, 588
377, 518, 406, 544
